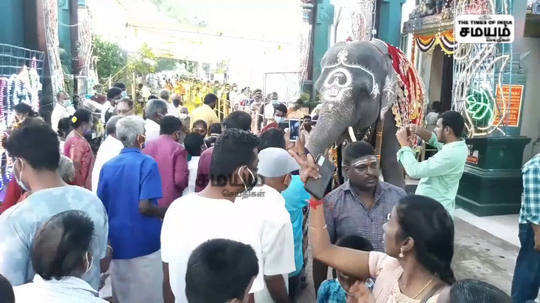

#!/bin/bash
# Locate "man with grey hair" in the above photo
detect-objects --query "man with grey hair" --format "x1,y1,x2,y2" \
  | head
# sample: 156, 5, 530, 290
91, 115, 124, 192
161, 89, 179, 118
160, 89, 170, 102
97, 115, 165, 303
144, 99, 168, 143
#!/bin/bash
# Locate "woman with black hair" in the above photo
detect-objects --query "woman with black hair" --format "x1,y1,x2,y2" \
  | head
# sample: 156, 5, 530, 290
13, 210, 107, 302
13, 103, 38, 126
306, 192, 455, 302
64, 108, 95, 190
305, 190, 455, 302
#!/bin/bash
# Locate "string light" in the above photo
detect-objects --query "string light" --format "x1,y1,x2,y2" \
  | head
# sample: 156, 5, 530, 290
452, 0, 511, 137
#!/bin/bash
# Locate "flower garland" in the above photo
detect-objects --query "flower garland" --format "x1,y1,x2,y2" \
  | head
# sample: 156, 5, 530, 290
387, 43, 426, 146
415, 29, 456, 55
0, 78, 6, 132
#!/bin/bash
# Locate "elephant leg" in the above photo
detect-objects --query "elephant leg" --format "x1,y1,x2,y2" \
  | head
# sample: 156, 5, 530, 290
380, 110, 405, 188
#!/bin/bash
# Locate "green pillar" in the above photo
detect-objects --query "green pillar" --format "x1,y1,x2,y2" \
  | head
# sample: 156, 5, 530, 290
312, 0, 334, 82
0, 0, 25, 47
58, 0, 72, 73
377, 0, 405, 47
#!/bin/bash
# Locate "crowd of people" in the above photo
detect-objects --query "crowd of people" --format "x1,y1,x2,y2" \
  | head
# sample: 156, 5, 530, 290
0, 79, 537, 303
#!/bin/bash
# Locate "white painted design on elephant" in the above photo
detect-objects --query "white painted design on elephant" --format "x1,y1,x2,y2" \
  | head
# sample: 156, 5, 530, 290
321, 47, 379, 99
320, 67, 353, 103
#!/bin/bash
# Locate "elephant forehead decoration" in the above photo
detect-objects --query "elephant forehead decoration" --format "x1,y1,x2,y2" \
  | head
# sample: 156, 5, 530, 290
320, 48, 380, 101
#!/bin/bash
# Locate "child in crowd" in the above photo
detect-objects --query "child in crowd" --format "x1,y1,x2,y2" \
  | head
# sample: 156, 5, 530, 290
317, 235, 374, 303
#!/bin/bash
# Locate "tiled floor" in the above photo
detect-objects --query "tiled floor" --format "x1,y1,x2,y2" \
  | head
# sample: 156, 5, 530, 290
454, 208, 520, 247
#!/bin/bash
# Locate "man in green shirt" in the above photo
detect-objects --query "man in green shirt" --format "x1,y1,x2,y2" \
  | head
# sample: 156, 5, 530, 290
396, 111, 468, 214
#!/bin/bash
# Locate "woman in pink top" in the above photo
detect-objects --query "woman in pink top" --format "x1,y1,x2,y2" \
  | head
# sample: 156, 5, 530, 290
64, 108, 94, 190
309, 191, 455, 303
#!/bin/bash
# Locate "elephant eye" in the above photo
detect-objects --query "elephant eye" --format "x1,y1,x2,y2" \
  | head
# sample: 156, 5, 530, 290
323, 68, 352, 88
335, 73, 347, 85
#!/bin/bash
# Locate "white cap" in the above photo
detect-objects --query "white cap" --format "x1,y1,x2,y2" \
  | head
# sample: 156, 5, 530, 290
257, 147, 300, 178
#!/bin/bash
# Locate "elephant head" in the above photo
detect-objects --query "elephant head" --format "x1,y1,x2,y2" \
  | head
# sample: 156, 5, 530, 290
306, 40, 396, 159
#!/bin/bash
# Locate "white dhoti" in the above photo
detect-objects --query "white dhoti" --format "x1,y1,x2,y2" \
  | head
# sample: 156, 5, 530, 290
111, 250, 163, 303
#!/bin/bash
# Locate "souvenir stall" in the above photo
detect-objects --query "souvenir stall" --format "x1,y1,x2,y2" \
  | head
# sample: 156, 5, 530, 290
0, 49, 44, 196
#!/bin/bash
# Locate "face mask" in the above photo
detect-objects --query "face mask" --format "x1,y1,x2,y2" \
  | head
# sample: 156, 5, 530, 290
238, 166, 257, 192
121, 91, 128, 98
15, 158, 30, 192
274, 116, 285, 124
179, 113, 188, 120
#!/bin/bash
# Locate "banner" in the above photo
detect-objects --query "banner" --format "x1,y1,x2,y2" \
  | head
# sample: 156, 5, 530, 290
455, 14, 514, 43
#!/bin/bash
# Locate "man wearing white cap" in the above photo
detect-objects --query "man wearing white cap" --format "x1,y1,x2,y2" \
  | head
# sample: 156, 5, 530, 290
236, 147, 297, 303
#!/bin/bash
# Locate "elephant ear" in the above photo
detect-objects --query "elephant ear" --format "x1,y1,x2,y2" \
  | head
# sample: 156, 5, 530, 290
380, 68, 398, 121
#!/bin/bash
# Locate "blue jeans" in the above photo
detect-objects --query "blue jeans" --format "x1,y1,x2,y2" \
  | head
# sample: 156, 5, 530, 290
512, 223, 540, 303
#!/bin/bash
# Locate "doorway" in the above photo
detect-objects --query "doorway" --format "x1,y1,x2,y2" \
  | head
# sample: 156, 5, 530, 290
428, 45, 453, 111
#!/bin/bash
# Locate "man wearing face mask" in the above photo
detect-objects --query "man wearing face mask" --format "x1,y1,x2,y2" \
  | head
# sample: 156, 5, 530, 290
144, 116, 189, 208
13, 210, 108, 302
236, 147, 297, 303
161, 129, 265, 303
102, 87, 122, 124
51, 91, 74, 132
0, 119, 109, 291
261, 103, 288, 134
396, 110, 468, 215
97, 116, 165, 303
313, 141, 405, 291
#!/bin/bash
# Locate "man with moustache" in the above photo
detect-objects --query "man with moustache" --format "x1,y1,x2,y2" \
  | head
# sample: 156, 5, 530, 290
313, 141, 406, 290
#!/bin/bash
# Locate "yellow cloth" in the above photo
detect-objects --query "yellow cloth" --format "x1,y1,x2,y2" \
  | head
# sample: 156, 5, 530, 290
190, 104, 220, 129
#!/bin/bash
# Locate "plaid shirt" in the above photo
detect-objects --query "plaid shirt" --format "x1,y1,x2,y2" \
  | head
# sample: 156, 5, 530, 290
519, 153, 540, 225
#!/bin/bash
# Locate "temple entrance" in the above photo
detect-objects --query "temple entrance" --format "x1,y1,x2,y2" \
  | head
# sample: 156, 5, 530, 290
428, 45, 453, 111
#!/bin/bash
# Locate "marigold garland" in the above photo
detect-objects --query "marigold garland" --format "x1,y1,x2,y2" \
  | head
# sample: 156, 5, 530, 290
415, 29, 456, 55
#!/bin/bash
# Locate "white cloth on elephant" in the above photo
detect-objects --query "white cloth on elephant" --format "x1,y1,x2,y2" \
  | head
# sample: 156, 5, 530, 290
110, 250, 163, 303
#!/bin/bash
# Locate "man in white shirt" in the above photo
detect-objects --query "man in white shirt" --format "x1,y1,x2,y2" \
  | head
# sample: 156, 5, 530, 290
144, 99, 168, 143
102, 87, 122, 123
91, 116, 123, 192
51, 91, 74, 132
161, 129, 264, 303
236, 147, 297, 303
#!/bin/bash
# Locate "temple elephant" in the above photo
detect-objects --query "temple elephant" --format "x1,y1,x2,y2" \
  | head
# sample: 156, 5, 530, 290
306, 39, 423, 189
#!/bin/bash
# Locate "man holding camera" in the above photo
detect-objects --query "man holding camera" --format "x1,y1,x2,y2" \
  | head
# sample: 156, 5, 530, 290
396, 110, 468, 215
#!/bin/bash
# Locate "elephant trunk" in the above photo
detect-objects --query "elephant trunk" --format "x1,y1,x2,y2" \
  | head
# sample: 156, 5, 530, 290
306, 102, 356, 159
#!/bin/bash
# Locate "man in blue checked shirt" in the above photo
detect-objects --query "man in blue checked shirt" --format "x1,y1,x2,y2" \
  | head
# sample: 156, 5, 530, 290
512, 153, 540, 302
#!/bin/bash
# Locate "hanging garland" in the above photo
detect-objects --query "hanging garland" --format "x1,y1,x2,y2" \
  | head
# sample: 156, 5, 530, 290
415, 29, 456, 55
386, 44, 426, 146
